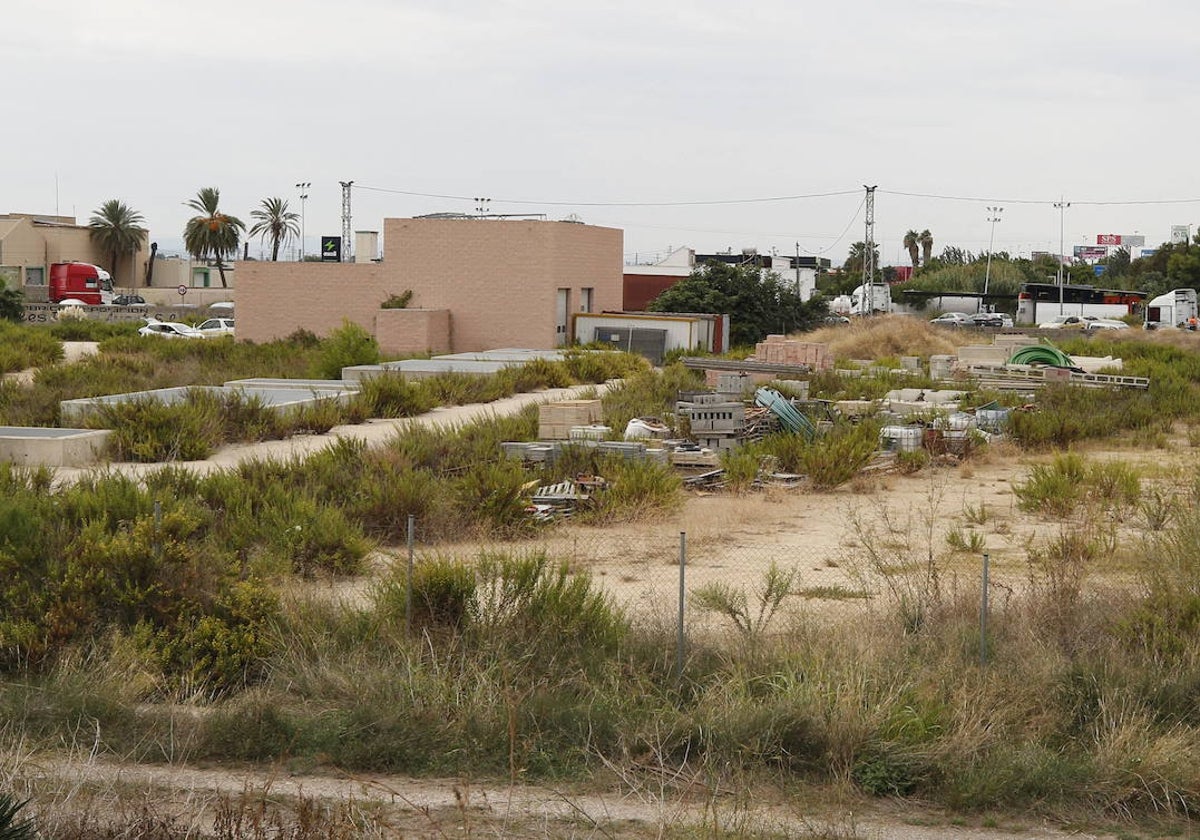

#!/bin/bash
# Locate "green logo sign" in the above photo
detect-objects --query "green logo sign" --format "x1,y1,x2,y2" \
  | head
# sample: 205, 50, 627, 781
320, 236, 342, 262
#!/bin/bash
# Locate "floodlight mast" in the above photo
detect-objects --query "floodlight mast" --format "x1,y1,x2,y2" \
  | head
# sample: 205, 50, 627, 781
295, 182, 310, 260
982, 206, 1003, 311
1054, 198, 1070, 315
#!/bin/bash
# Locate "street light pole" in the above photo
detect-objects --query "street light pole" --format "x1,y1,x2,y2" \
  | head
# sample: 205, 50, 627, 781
1054, 198, 1070, 315
295, 182, 311, 261
983, 206, 1003, 312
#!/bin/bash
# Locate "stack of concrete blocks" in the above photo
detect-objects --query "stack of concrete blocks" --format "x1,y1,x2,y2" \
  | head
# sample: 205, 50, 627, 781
954, 345, 1011, 368
538, 399, 603, 440
568, 425, 610, 441
715, 372, 754, 397
702, 337, 833, 389
755, 336, 834, 371
678, 393, 746, 452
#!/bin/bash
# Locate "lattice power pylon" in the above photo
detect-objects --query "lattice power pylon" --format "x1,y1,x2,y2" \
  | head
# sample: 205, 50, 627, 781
340, 180, 354, 262
861, 184, 877, 313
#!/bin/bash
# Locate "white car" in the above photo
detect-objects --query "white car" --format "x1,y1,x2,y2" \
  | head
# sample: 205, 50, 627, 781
1084, 319, 1130, 331
138, 321, 203, 339
1038, 315, 1096, 329
930, 312, 973, 327
195, 317, 235, 338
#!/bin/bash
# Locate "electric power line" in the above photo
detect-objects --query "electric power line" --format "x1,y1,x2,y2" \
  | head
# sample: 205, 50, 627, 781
879, 189, 1200, 207
353, 183, 861, 208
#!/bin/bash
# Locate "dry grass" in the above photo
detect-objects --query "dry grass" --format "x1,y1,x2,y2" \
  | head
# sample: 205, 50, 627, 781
792, 315, 969, 360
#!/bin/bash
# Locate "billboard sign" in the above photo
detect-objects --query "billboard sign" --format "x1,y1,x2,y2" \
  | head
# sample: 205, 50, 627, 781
1172, 225, 1191, 244
1074, 246, 1108, 261
320, 236, 342, 262
1096, 234, 1144, 248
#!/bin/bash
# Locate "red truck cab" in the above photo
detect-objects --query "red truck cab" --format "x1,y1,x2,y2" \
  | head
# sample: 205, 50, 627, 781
48, 262, 114, 305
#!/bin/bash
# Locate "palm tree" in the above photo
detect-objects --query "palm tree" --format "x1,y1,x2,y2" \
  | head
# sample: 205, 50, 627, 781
843, 241, 880, 278
919, 229, 934, 266
183, 187, 245, 288
88, 199, 147, 286
903, 230, 920, 270
248, 197, 301, 261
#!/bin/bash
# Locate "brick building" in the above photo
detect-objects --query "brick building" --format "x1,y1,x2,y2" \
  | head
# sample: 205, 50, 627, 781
234, 217, 622, 355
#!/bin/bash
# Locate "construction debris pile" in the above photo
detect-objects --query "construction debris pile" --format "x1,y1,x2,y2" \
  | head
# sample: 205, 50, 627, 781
499, 332, 1149, 510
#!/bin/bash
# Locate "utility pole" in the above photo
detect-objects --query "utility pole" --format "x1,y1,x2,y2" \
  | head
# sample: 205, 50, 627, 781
340, 181, 354, 263
1054, 198, 1070, 314
795, 241, 801, 296
295, 182, 310, 261
861, 185, 877, 315
983, 206, 1003, 311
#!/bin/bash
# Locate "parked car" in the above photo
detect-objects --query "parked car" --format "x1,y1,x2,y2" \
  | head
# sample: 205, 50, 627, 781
138, 320, 202, 339
970, 313, 1004, 328
1038, 315, 1097, 329
823, 315, 851, 326
930, 312, 973, 327
111, 294, 148, 307
1084, 319, 1130, 331
195, 317, 235, 338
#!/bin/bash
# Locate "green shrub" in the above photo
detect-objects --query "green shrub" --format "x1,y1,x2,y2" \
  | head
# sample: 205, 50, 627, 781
582, 457, 682, 523
381, 290, 413, 309
720, 446, 766, 491
472, 550, 627, 662
381, 556, 477, 632
91, 391, 224, 462
802, 421, 880, 489
452, 460, 536, 536
310, 320, 380, 380
355, 374, 437, 418
1015, 453, 1141, 517
0, 322, 63, 373
0, 793, 37, 840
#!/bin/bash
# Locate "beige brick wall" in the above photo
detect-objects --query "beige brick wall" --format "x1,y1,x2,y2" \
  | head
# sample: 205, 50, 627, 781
235, 218, 622, 353
235, 262, 391, 343
375, 308, 451, 355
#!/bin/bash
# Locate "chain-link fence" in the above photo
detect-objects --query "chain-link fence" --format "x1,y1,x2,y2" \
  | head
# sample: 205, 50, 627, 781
388, 516, 1016, 673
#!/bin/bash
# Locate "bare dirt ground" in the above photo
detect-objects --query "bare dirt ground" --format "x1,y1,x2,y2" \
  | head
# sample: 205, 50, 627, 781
21, 754, 1120, 839
17, 342, 1172, 838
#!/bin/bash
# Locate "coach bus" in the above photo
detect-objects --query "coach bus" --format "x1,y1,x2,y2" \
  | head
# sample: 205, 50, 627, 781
1016, 283, 1145, 326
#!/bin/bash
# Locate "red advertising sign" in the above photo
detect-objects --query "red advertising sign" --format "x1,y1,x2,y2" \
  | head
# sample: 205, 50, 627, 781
1097, 234, 1122, 246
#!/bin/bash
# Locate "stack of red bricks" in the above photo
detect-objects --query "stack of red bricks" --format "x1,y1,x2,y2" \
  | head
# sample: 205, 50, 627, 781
753, 336, 833, 370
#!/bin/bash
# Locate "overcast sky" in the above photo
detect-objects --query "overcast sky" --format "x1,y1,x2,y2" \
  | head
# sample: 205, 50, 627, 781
6, 0, 1199, 267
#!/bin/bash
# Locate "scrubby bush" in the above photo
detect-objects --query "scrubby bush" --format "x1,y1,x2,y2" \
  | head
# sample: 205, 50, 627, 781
311, 320, 380, 380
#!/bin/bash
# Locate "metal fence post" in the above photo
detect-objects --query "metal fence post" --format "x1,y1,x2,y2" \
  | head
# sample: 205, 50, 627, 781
677, 531, 686, 681
407, 514, 415, 637
152, 499, 162, 560
980, 552, 989, 666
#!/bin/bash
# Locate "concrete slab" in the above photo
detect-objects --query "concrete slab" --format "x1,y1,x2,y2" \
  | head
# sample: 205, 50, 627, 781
343, 359, 519, 382
61, 385, 354, 424
0, 426, 112, 467
434, 349, 568, 363
224, 378, 361, 391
